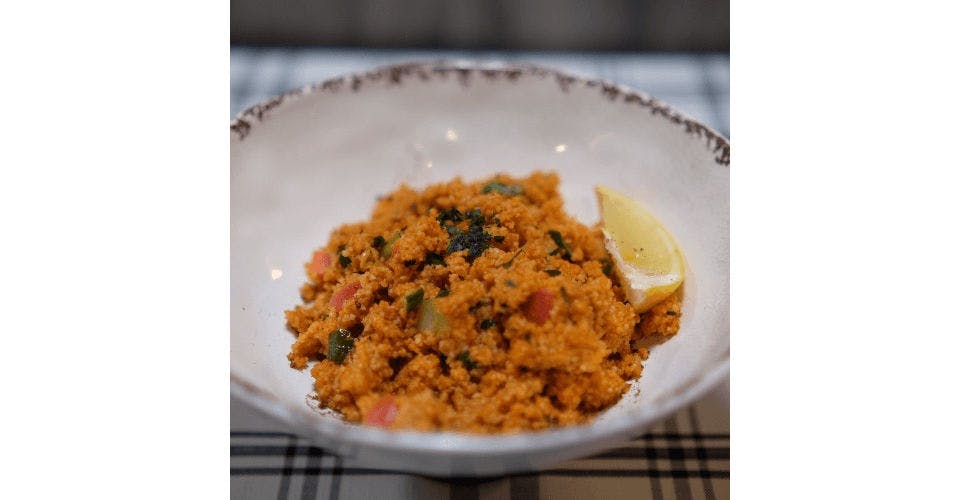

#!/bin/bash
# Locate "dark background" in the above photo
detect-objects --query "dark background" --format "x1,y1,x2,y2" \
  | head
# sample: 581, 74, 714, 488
231, 0, 729, 51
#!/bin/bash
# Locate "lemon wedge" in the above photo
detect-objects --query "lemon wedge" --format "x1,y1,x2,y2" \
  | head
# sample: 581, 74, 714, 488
596, 186, 686, 313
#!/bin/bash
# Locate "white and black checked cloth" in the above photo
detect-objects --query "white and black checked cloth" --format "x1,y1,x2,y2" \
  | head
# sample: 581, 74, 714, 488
230, 48, 729, 500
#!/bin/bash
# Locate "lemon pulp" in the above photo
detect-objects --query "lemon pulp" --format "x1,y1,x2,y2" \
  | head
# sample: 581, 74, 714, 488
596, 186, 686, 313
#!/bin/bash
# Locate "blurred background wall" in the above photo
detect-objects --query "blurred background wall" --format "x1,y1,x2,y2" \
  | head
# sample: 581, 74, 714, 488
231, 0, 729, 51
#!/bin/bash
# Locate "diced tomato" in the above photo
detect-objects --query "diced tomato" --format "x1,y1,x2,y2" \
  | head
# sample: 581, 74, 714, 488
364, 396, 399, 428
331, 282, 361, 311
309, 251, 331, 276
525, 288, 554, 325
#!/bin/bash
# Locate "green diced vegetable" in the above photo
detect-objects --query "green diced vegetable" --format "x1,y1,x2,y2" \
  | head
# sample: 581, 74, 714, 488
417, 299, 449, 332
544, 269, 561, 276
381, 231, 402, 258
482, 181, 523, 196
327, 329, 355, 364
479, 318, 496, 330
437, 289, 451, 298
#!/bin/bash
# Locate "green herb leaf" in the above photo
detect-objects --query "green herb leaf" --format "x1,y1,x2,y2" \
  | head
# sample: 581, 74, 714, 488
371, 235, 386, 250
436, 208, 463, 225
405, 288, 425, 312
337, 245, 351, 268
665, 310, 677, 316
482, 181, 523, 196
456, 351, 478, 370
438, 353, 449, 370
446, 221, 492, 261
502, 248, 523, 268
424, 252, 447, 267
469, 299, 488, 313
601, 258, 613, 276
437, 289, 451, 297
327, 329, 355, 364
479, 318, 496, 330
548, 230, 572, 259
544, 269, 561, 277
493, 235, 505, 243
464, 208, 485, 226
548, 230, 573, 260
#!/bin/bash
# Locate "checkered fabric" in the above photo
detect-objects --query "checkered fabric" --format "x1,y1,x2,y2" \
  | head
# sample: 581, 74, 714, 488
231, 388, 729, 500
230, 48, 729, 500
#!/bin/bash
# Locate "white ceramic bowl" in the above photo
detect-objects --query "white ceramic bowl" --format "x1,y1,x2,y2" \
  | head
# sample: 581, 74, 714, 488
230, 61, 729, 477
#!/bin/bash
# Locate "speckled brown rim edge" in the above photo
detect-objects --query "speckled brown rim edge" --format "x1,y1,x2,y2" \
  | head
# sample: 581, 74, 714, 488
229, 60, 730, 166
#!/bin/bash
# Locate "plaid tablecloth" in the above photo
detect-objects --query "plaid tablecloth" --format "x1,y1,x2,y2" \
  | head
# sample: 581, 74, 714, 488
230, 48, 730, 500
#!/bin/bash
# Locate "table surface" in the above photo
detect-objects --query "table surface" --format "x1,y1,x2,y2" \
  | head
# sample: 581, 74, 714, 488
230, 47, 730, 500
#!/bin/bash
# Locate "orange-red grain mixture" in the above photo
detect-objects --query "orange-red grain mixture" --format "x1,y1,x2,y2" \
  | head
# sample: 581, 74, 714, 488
285, 172, 680, 433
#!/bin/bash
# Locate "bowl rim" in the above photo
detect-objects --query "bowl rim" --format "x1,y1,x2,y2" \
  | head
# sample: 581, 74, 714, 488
230, 60, 730, 456
230, 60, 729, 166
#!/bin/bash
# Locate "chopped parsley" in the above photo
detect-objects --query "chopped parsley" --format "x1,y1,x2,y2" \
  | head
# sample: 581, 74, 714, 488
405, 288, 425, 312
493, 235, 506, 243
544, 269, 561, 277
446, 217, 492, 262
436, 207, 463, 225
464, 208, 485, 226
437, 289, 451, 297
438, 352, 449, 371
548, 230, 573, 260
424, 252, 447, 267
456, 351, 478, 370
482, 181, 524, 196
336, 245, 351, 268
371, 235, 386, 250
469, 299, 489, 313
478, 318, 496, 330
601, 258, 614, 276
327, 329, 355, 364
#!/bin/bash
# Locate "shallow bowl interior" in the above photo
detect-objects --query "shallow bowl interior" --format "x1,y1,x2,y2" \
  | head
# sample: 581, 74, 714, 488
230, 62, 729, 477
